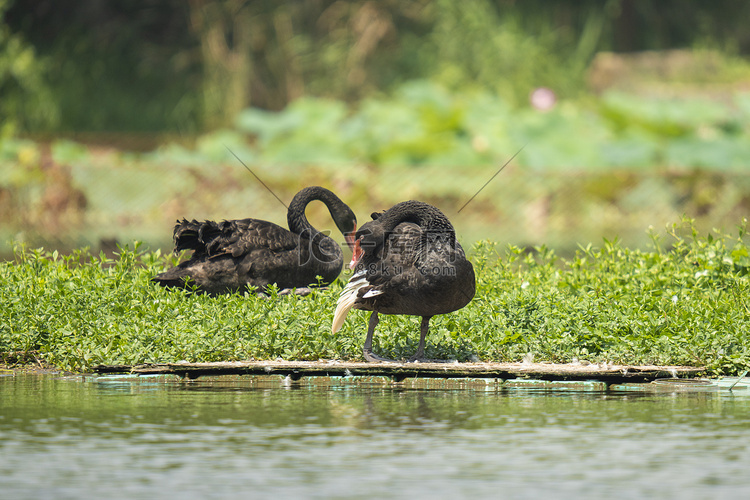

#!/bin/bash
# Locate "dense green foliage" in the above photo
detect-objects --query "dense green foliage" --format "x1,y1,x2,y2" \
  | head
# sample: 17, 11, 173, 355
2, 219, 748, 375
4, 0, 750, 131
0, 0, 58, 134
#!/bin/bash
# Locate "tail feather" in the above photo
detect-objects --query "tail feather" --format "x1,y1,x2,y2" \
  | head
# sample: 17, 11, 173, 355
173, 219, 201, 252
173, 219, 222, 253
332, 270, 368, 333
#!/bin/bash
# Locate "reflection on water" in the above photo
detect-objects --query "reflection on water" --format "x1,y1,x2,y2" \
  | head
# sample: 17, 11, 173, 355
1, 373, 749, 499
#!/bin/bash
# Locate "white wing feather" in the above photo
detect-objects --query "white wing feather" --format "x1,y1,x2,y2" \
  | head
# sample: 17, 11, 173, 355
362, 289, 383, 298
332, 270, 369, 333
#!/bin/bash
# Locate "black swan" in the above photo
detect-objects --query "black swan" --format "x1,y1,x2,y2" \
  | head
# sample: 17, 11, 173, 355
332, 200, 475, 362
153, 186, 357, 295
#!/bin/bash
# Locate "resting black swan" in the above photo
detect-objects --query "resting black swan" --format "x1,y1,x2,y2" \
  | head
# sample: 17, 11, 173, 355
153, 186, 357, 295
332, 200, 475, 362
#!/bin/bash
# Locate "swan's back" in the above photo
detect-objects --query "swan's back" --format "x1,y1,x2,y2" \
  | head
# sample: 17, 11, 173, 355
358, 222, 474, 316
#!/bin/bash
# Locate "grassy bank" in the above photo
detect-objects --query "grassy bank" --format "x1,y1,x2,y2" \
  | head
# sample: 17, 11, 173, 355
2, 218, 748, 375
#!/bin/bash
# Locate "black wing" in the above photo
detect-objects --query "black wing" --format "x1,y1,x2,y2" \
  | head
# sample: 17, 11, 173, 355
173, 218, 300, 258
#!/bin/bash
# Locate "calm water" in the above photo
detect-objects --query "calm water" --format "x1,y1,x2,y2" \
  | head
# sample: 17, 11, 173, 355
1, 372, 749, 500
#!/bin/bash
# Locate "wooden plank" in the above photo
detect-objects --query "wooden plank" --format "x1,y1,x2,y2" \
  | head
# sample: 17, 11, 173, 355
93, 360, 705, 384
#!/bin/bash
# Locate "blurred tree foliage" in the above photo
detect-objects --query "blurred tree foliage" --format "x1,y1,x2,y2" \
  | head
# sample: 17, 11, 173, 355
0, 0, 58, 134
3, 0, 200, 133
3, 0, 750, 132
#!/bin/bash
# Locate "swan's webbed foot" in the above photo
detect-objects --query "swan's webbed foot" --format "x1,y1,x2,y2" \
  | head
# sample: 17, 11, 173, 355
407, 354, 452, 363
362, 348, 399, 363
407, 353, 426, 363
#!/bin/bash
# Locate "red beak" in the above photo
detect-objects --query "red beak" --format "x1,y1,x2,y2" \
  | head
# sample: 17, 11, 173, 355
348, 239, 363, 269
344, 224, 357, 252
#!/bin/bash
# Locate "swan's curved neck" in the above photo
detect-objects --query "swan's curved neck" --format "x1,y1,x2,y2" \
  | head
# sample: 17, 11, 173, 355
379, 201, 454, 237
287, 187, 339, 236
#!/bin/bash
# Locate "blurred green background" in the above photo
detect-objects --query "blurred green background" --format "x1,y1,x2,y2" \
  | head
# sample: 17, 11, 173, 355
2, 0, 750, 257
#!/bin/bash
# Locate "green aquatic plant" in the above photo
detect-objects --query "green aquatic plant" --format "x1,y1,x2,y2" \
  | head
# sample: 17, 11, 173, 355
1, 219, 749, 375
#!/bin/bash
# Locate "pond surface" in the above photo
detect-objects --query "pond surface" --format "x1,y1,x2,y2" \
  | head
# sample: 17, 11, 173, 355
1, 372, 749, 499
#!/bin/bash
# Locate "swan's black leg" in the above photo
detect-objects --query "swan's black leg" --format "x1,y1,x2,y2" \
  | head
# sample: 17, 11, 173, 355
409, 316, 432, 362
362, 312, 395, 362
362, 312, 378, 353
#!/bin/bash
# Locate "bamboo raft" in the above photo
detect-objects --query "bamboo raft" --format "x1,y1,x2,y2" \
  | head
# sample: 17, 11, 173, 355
93, 360, 704, 384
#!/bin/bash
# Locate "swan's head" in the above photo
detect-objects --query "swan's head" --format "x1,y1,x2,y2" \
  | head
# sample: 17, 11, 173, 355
347, 220, 385, 269
331, 203, 357, 254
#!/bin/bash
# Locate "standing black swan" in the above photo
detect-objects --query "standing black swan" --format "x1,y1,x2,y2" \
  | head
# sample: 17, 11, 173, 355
153, 186, 357, 295
332, 200, 475, 362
